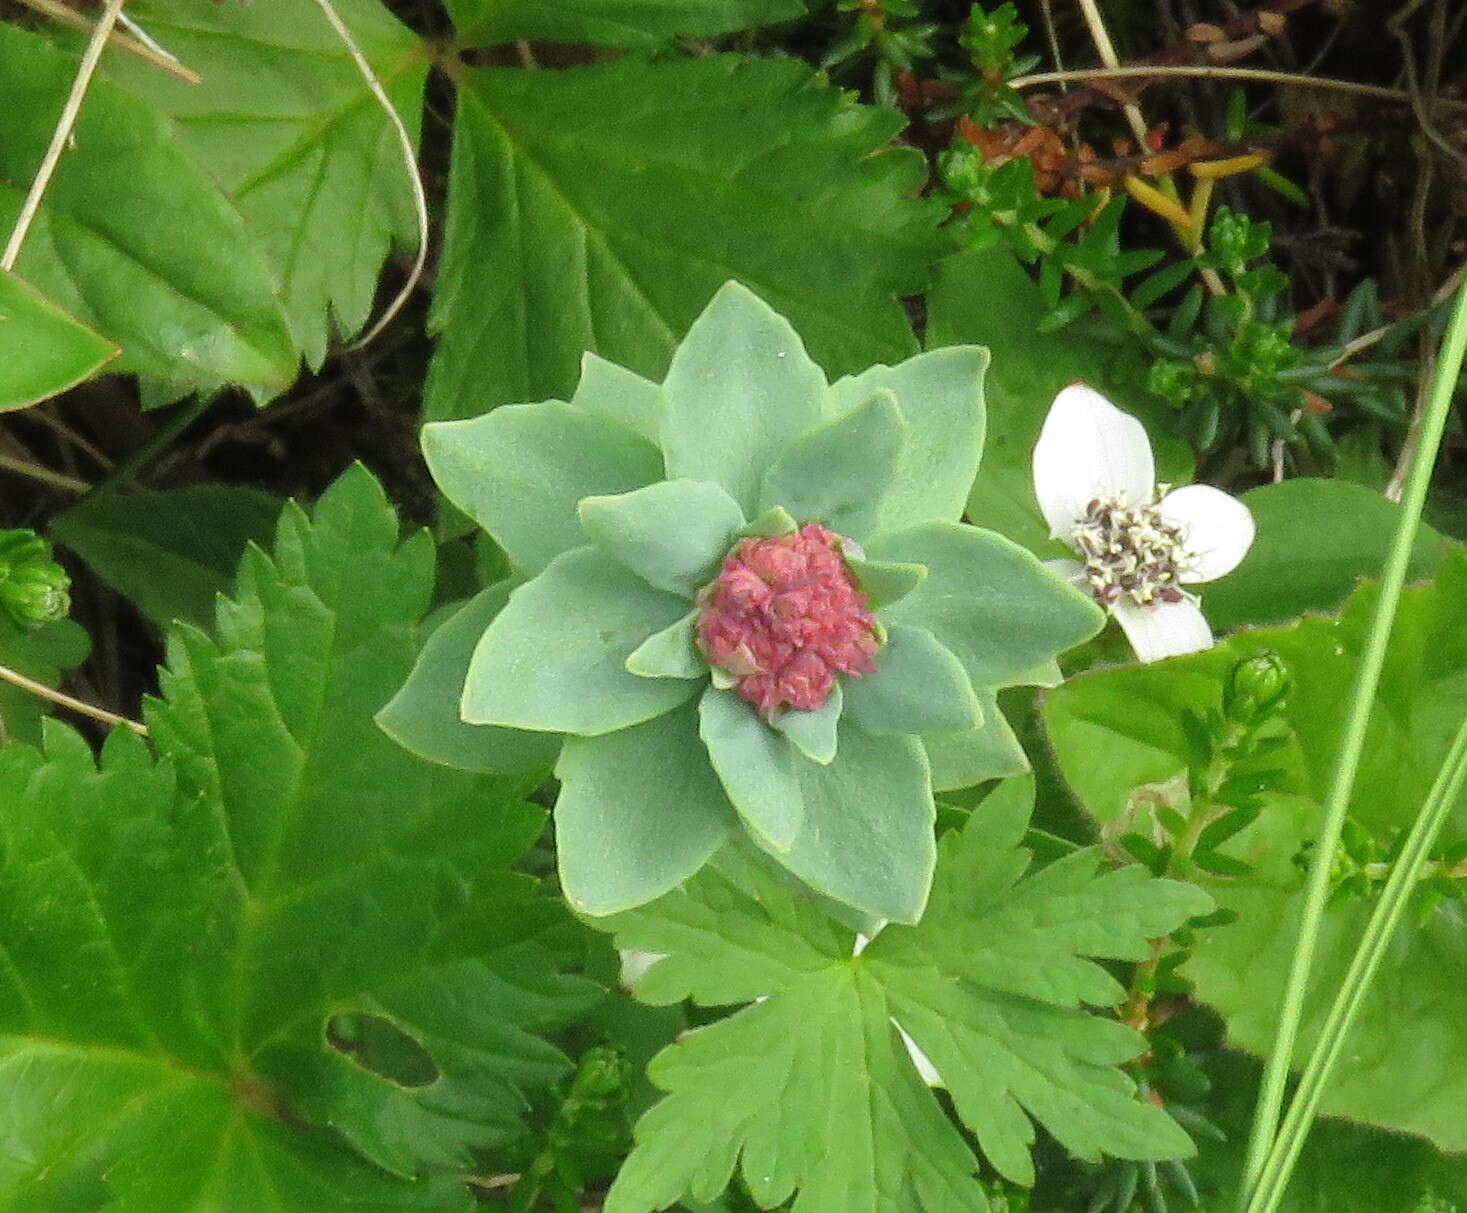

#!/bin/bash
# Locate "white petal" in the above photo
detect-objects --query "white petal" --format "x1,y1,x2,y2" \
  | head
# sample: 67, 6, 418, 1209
895, 1021, 944, 1087
618, 949, 666, 986
1033, 384, 1156, 540
1112, 596, 1214, 663
1044, 556, 1088, 588
1158, 484, 1256, 584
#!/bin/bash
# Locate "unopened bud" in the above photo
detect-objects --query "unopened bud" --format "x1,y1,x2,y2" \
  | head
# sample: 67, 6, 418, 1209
0, 530, 70, 631
1224, 651, 1290, 724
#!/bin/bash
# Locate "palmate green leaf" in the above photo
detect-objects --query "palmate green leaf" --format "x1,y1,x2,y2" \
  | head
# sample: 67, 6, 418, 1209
0, 269, 115, 409
103, 0, 428, 369
602, 781, 1206, 1213
446, 0, 806, 49
926, 248, 1191, 556
1043, 550, 1467, 1151
52, 485, 285, 629
0, 25, 295, 394
425, 55, 943, 421
0, 467, 600, 1211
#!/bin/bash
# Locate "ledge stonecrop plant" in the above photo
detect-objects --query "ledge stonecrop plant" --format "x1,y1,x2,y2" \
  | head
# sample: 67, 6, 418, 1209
412, 283, 1103, 924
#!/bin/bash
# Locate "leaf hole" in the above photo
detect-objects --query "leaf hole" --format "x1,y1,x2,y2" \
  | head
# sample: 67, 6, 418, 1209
328, 1013, 439, 1088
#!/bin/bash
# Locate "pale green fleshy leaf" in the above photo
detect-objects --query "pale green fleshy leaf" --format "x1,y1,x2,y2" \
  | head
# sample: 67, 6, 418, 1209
869, 521, 1103, 691
423, 402, 662, 575
699, 685, 805, 851
847, 555, 927, 609
769, 683, 842, 765
462, 547, 695, 735
571, 351, 667, 445
579, 480, 745, 598
775, 718, 936, 923
662, 282, 828, 515
843, 624, 981, 736
377, 584, 561, 774
757, 389, 906, 541
627, 610, 705, 680
922, 693, 1031, 792
741, 506, 798, 538
555, 703, 737, 916
826, 346, 989, 533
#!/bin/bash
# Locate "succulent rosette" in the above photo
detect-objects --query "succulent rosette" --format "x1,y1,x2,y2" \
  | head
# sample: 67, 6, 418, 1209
393, 283, 1103, 923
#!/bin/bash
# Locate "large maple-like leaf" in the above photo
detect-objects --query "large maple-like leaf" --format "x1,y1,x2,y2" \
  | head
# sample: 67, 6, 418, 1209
0, 468, 599, 1210
601, 779, 1208, 1212
425, 54, 945, 421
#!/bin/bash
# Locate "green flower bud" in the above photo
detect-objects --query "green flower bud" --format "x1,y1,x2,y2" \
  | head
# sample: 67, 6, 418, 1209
1207, 205, 1271, 274
0, 529, 71, 631
1223, 651, 1290, 725
570, 1046, 628, 1102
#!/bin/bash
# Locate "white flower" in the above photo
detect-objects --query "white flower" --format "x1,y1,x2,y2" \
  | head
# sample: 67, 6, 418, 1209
1033, 383, 1255, 663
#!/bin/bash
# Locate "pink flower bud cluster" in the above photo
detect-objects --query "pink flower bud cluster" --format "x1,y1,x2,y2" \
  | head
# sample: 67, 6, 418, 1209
695, 523, 879, 718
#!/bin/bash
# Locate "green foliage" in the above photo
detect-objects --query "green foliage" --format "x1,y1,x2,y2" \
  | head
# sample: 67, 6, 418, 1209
946, 3, 1040, 124
938, 147, 1442, 468
1201, 477, 1447, 631
0, 612, 88, 745
53, 485, 285, 629
425, 55, 943, 421
0, 269, 115, 409
101, 0, 429, 368
0, 468, 600, 1209
1188, 1053, 1467, 1212
926, 246, 1192, 556
447, 0, 806, 47
0, 24, 296, 395
823, 0, 939, 109
601, 778, 1209, 1212
1044, 550, 1467, 1151
416, 283, 1102, 924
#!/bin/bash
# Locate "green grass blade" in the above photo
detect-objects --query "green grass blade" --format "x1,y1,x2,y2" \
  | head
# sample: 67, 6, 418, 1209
1237, 274, 1467, 1205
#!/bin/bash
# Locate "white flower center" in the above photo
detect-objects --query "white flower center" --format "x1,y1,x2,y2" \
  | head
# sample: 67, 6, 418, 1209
1072, 495, 1191, 608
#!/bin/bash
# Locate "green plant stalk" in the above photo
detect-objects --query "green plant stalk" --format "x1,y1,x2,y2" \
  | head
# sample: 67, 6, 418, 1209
1236, 272, 1467, 1206
1246, 714, 1467, 1213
